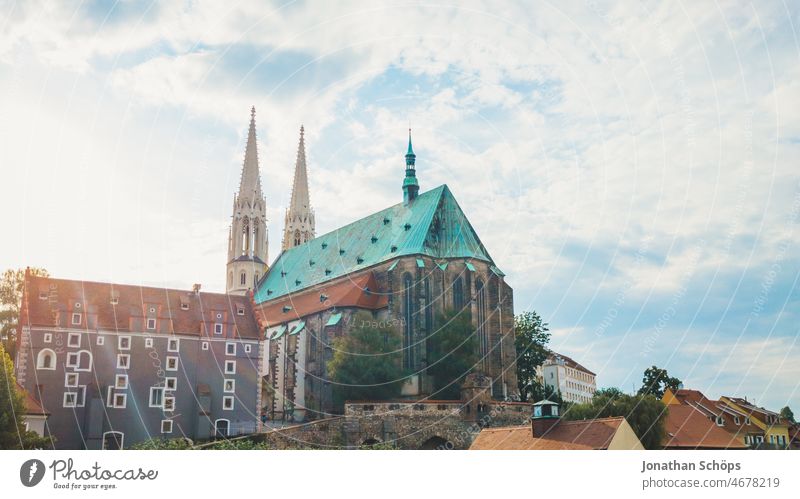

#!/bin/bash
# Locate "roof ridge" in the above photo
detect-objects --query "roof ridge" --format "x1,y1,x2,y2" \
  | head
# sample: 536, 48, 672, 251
27, 274, 247, 300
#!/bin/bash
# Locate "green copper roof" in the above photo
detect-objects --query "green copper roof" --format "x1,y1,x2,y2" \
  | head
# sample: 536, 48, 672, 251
289, 321, 305, 335
254, 184, 497, 303
325, 312, 343, 326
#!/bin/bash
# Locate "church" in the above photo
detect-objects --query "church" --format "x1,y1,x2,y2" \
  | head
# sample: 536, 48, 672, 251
229, 110, 520, 422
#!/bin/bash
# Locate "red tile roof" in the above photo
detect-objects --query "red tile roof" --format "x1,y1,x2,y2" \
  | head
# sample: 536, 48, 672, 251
253, 271, 388, 326
470, 417, 626, 450
663, 405, 747, 449
22, 274, 260, 339
17, 383, 48, 416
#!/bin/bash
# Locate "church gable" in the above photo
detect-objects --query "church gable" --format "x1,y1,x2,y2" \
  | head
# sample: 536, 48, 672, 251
254, 184, 497, 304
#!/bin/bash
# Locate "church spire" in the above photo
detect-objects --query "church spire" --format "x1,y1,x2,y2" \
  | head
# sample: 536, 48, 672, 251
239, 106, 262, 199
282, 125, 315, 251
403, 128, 419, 205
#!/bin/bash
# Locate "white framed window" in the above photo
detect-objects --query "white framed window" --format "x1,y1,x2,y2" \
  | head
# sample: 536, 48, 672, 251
716, 416, 724, 427
163, 396, 175, 412
202, 342, 209, 351
97, 335, 105, 346
214, 323, 223, 335
102, 431, 124, 450
68, 333, 81, 347
168, 338, 179, 352
166, 356, 178, 371
147, 318, 156, 330
224, 379, 235, 393
63, 392, 78, 408
145, 337, 153, 348
117, 354, 130, 369
244, 344, 252, 354
165, 377, 177, 391
110, 296, 119, 305
115, 374, 128, 389
43, 333, 52, 343
71, 313, 82, 325
114, 393, 127, 408
237, 306, 245, 316
36, 349, 56, 370
746, 417, 751, 425
65, 372, 78, 387
66, 352, 79, 368
226, 342, 236, 356
225, 360, 236, 374
214, 419, 230, 438
149, 387, 164, 408
223, 396, 234, 411
161, 420, 173, 434
734, 416, 741, 425
118, 336, 131, 350
180, 302, 189, 311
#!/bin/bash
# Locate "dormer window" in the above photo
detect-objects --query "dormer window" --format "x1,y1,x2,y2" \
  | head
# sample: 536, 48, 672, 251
716, 416, 725, 426
71, 313, 82, 326
214, 323, 223, 335
181, 303, 189, 310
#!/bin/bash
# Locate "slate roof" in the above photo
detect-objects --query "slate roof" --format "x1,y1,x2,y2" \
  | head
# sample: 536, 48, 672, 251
663, 405, 747, 449
255, 184, 495, 303
469, 417, 627, 450
23, 274, 261, 340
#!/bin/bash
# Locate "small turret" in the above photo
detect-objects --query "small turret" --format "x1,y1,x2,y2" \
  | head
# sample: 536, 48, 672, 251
402, 128, 419, 205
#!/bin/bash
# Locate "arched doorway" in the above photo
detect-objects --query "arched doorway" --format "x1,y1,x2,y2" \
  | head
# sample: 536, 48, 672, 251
419, 436, 450, 450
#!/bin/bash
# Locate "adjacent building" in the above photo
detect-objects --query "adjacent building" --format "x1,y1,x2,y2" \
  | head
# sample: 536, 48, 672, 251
15, 274, 262, 449
254, 132, 518, 421
537, 351, 597, 404
662, 388, 791, 450
469, 400, 643, 450
661, 403, 747, 450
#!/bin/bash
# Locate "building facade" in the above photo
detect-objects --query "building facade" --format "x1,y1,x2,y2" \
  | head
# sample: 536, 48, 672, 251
537, 351, 596, 404
227, 107, 269, 295
15, 274, 262, 449
254, 133, 518, 421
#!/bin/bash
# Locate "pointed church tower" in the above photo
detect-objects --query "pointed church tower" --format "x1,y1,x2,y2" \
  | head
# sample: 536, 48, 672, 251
281, 125, 315, 251
226, 107, 269, 295
403, 128, 419, 205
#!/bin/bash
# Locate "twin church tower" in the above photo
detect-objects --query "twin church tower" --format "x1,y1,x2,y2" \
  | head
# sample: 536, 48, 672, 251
226, 107, 315, 295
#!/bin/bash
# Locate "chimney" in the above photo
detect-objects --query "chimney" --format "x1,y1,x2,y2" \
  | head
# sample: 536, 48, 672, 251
192, 283, 201, 294
531, 399, 561, 438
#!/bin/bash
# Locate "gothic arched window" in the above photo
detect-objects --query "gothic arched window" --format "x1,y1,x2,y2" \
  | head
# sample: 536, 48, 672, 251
402, 273, 414, 370
253, 219, 260, 255
453, 276, 464, 311
240, 272, 247, 286
424, 277, 432, 333
241, 217, 250, 255
475, 279, 488, 368
37, 348, 56, 370
294, 230, 301, 246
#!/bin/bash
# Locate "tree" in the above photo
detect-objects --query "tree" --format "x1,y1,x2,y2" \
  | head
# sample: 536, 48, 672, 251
426, 309, 477, 399
327, 312, 408, 411
637, 365, 682, 399
0, 267, 49, 359
780, 406, 795, 424
514, 311, 551, 402
528, 378, 564, 406
0, 342, 50, 449
563, 387, 667, 449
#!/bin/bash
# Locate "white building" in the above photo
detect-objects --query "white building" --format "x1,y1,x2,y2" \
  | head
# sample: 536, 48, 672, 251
538, 352, 597, 404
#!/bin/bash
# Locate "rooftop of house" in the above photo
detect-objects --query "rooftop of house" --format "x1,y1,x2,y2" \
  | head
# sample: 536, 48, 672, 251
17, 383, 48, 416
544, 350, 596, 376
253, 271, 388, 327
663, 404, 747, 449
469, 417, 627, 450
22, 274, 261, 340
254, 184, 498, 304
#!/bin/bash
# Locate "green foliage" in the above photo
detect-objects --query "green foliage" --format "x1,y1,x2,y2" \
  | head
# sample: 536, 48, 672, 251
780, 406, 795, 424
637, 366, 682, 399
528, 378, 564, 406
358, 440, 399, 450
426, 309, 477, 399
0, 268, 48, 358
563, 387, 668, 449
203, 438, 273, 450
0, 342, 50, 449
514, 311, 551, 402
132, 437, 195, 450
328, 312, 407, 411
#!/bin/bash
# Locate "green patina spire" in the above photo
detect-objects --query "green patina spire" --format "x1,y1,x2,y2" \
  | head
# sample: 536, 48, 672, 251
403, 128, 419, 205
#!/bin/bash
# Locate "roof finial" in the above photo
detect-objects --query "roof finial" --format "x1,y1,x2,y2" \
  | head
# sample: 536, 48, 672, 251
251, 106, 256, 118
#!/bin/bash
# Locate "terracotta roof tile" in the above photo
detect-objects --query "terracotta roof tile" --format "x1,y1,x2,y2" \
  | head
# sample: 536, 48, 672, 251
17, 383, 48, 416
22, 275, 260, 339
470, 417, 626, 450
663, 405, 747, 449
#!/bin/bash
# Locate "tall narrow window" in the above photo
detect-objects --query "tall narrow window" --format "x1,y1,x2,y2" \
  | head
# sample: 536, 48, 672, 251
424, 277, 433, 333
453, 276, 464, 311
294, 230, 301, 246
476, 279, 488, 369
240, 272, 246, 286
402, 273, 414, 370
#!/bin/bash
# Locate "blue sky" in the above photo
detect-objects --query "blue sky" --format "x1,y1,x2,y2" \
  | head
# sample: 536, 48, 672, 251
1, 0, 799, 411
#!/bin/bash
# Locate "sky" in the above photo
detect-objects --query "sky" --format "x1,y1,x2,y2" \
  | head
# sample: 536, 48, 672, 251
0, 0, 798, 411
